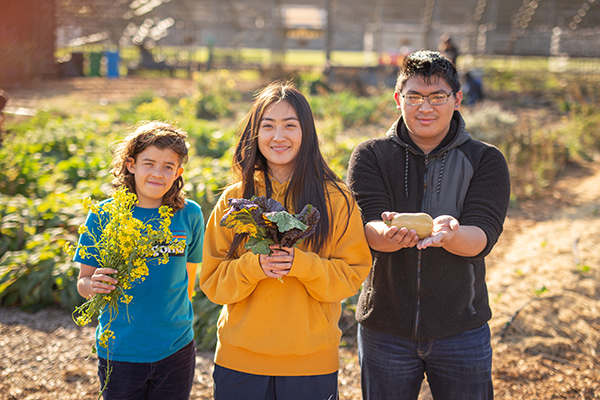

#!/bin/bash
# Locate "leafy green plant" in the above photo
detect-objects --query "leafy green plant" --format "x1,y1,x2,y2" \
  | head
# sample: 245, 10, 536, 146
309, 90, 393, 128
184, 155, 231, 221
195, 72, 242, 120
220, 196, 320, 256
129, 89, 158, 108
576, 264, 590, 276
297, 70, 332, 95
462, 103, 518, 146
184, 120, 236, 158
0, 193, 84, 252
0, 116, 114, 197
0, 190, 88, 310
192, 291, 221, 351
134, 97, 174, 122
0, 229, 81, 311
532, 285, 548, 297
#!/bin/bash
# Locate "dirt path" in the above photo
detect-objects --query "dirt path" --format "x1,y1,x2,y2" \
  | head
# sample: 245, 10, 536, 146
485, 163, 600, 399
3, 77, 197, 110
1, 79, 599, 399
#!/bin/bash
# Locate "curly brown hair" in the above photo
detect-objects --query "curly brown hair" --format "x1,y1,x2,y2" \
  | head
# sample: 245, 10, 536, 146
110, 121, 189, 212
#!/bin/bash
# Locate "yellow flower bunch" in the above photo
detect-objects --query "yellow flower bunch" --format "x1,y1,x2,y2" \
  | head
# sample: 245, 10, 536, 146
98, 329, 115, 348
63, 187, 184, 399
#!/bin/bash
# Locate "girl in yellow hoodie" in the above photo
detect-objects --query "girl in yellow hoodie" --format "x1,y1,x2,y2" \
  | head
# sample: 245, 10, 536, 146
200, 81, 372, 400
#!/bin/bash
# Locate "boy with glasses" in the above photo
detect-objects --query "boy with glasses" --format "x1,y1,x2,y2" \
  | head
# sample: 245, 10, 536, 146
347, 50, 510, 399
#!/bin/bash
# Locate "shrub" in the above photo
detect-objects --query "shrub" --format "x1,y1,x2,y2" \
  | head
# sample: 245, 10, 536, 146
462, 102, 518, 146
184, 119, 236, 159
0, 192, 84, 311
309, 90, 394, 128
134, 97, 174, 121
192, 291, 222, 351
195, 71, 242, 120
0, 116, 114, 197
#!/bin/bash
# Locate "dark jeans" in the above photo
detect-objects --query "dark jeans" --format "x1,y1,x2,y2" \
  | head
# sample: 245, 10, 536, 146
213, 364, 339, 400
98, 339, 196, 400
358, 323, 493, 400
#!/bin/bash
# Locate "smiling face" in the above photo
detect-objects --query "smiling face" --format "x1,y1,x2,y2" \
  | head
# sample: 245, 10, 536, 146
257, 100, 303, 183
395, 75, 463, 154
126, 145, 184, 208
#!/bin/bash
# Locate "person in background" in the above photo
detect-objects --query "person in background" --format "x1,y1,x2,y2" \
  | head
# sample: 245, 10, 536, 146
200, 81, 372, 400
74, 122, 205, 400
347, 50, 510, 399
463, 71, 484, 105
438, 34, 460, 67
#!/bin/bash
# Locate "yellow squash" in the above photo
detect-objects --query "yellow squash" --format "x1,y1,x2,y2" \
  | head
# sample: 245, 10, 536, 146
384, 212, 433, 238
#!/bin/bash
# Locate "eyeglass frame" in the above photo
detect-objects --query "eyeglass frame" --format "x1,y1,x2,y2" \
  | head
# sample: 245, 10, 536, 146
400, 91, 455, 106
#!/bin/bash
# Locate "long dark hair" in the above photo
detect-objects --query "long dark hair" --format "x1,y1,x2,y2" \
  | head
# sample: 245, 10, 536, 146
110, 121, 189, 212
227, 80, 350, 256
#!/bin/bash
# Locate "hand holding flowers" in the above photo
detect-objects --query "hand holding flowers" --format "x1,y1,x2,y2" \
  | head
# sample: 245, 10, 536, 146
87, 267, 119, 296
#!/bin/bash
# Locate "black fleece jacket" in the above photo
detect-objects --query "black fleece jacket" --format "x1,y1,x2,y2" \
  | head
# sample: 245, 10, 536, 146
347, 111, 510, 340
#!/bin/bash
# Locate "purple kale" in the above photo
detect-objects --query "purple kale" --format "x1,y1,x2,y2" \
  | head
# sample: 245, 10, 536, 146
279, 205, 320, 248
252, 196, 286, 213
220, 196, 320, 255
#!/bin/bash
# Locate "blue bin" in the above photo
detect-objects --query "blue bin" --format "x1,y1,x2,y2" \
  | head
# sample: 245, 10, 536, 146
105, 51, 120, 78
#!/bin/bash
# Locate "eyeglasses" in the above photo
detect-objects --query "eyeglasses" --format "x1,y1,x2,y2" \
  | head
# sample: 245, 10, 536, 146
400, 92, 454, 106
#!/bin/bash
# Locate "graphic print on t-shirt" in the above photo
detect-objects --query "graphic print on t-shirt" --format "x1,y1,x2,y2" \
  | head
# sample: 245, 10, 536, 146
151, 230, 187, 257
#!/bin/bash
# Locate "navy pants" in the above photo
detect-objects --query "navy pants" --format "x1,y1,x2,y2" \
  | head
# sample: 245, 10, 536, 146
98, 339, 196, 400
358, 323, 493, 400
213, 364, 339, 400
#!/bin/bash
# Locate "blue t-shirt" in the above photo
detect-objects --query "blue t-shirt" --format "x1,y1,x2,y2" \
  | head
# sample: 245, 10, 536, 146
73, 199, 204, 362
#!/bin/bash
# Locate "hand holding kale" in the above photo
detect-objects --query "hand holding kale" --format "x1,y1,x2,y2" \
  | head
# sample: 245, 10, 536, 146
220, 196, 320, 255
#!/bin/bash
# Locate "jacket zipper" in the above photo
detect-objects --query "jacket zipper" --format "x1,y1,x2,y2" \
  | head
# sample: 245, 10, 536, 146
414, 155, 429, 340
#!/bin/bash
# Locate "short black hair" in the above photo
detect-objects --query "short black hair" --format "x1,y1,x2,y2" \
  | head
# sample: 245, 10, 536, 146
395, 51, 461, 94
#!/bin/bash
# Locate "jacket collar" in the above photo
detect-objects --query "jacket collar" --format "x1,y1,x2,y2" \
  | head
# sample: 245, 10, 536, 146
387, 110, 471, 157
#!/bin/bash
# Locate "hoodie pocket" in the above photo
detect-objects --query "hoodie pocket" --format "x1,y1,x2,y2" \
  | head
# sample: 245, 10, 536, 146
363, 267, 375, 312
220, 282, 337, 356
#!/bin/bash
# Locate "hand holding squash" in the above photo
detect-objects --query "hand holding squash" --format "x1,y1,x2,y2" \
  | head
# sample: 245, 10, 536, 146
416, 215, 460, 250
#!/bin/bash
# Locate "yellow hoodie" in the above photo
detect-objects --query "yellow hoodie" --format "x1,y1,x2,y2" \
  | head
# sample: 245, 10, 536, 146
200, 175, 372, 376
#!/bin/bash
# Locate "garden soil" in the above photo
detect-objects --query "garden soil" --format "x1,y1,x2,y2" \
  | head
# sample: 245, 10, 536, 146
1, 78, 599, 399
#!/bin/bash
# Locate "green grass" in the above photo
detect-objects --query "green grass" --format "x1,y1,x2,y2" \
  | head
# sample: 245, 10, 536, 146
56, 45, 376, 71
58, 45, 600, 74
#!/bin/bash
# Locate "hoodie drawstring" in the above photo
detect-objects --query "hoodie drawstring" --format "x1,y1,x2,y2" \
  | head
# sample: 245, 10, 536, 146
404, 147, 410, 198
435, 151, 448, 201
405, 148, 448, 202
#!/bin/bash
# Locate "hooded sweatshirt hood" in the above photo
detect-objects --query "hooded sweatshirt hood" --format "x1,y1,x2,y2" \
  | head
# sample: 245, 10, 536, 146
387, 111, 472, 200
